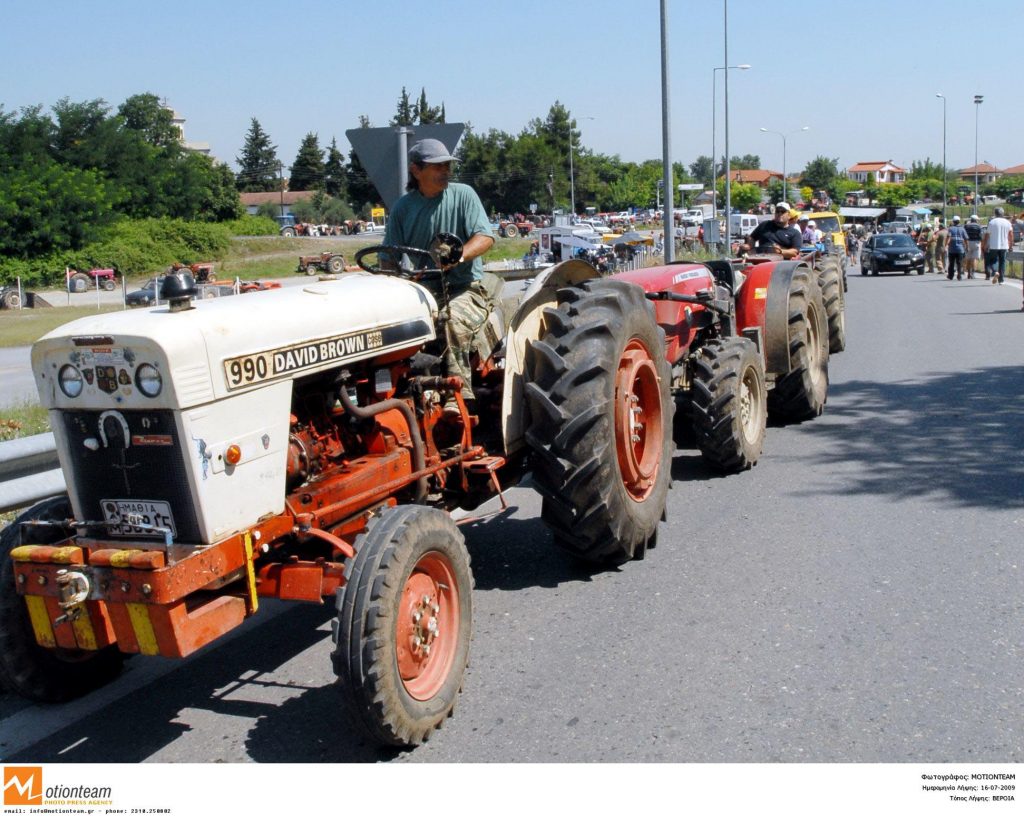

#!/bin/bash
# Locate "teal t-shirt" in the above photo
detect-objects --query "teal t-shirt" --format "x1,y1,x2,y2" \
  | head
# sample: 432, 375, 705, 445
384, 183, 493, 289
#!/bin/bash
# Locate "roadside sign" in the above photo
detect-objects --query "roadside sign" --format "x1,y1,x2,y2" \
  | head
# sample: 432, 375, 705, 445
346, 124, 466, 210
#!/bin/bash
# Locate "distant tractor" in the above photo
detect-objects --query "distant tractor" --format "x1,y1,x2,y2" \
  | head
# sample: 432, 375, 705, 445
297, 252, 348, 275
67, 268, 117, 293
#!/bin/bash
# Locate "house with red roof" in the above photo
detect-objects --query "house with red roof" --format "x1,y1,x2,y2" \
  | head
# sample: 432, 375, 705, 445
726, 169, 783, 188
958, 162, 1003, 184
846, 161, 906, 184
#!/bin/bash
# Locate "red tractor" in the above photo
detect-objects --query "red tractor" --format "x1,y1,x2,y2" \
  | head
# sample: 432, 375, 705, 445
170, 262, 217, 284
66, 268, 117, 293
496, 218, 533, 238
4, 243, 834, 748
296, 252, 349, 275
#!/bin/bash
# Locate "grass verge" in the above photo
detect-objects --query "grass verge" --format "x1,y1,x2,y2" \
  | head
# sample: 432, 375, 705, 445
0, 305, 123, 348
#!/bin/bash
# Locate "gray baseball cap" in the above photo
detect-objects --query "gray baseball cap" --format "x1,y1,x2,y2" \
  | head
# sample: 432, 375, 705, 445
409, 138, 458, 164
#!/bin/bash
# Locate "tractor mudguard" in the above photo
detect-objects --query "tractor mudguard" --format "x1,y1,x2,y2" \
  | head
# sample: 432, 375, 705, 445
736, 260, 807, 377
612, 263, 716, 365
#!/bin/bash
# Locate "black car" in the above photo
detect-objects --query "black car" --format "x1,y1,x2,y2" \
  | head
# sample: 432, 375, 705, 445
125, 278, 160, 307
860, 233, 925, 275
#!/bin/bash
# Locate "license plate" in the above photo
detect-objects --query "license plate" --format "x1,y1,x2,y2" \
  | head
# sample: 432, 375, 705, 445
895, 260, 910, 266
101, 499, 177, 538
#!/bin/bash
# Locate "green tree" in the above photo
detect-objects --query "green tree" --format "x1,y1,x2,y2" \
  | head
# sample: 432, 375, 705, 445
0, 104, 53, 164
391, 87, 415, 126
908, 159, 945, 180
197, 161, 244, 221
323, 137, 347, 199
416, 88, 445, 124
117, 93, 179, 148
801, 155, 839, 192
874, 183, 912, 207
715, 180, 762, 212
0, 160, 116, 257
689, 155, 714, 188
289, 133, 324, 191
236, 118, 279, 192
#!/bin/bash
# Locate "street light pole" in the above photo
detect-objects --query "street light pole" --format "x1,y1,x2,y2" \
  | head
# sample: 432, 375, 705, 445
723, 0, 732, 229
973, 94, 984, 216
936, 93, 946, 221
760, 126, 809, 203
568, 115, 596, 216
659, 0, 674, 262
712, 63, 750, 219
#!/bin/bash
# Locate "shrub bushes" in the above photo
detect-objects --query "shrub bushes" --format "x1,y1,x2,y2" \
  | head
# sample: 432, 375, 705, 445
0, 218, 238, 287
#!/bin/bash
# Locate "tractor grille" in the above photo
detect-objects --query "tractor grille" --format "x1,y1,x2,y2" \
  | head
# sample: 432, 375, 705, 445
60, 410, 201, 544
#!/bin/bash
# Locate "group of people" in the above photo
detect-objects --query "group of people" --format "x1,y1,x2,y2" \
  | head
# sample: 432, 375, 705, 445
740, 201, 812, 258
910, 210, 1017, 304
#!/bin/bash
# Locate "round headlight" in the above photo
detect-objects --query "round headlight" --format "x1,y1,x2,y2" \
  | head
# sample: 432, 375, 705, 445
135, 363, 162, 397
58, 365, 83, 398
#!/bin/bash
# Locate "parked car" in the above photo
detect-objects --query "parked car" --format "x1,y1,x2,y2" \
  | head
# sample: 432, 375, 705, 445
579, 217, 611, 234
860, 233, 925, 275
126, 278, 162, 307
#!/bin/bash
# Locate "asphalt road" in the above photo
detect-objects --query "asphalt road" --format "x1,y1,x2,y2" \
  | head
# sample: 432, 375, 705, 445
1, 264, 1022, 764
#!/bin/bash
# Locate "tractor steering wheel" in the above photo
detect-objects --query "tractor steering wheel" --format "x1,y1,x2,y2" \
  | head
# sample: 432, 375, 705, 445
354, 245, 444, 283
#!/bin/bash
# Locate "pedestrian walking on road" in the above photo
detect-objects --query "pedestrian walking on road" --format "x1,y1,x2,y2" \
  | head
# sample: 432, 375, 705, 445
964, 214, 984, 278
933, 219, 948, 275
946, 215, 968, 280
983, 207, 1013, 285
918, 225, 936, 274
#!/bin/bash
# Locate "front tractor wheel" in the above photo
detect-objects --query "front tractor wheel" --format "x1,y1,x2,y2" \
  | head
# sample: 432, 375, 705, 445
0, 496, 124, 701
768, 265, 829, 423
332, 506, 473, 747
525, 279, 673, 565
691, 337, 767, 472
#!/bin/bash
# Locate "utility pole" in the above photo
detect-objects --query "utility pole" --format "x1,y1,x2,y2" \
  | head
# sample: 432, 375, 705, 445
973, 95, 984, 216
660, 0, 674, 262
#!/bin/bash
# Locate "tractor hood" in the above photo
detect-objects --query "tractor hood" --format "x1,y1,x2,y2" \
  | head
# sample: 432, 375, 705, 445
32, 273, 438, 410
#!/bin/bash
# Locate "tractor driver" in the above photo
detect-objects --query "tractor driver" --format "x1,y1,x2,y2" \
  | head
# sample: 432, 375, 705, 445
384, 138, 496, 416
740, 201, 803, 259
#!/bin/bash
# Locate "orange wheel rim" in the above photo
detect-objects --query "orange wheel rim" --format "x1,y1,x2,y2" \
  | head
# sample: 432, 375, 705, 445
614, 338, 664, 501
395, 551, 460, 701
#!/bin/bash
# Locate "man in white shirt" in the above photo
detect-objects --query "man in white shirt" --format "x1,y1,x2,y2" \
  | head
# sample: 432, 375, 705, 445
982, 207, 1013, 285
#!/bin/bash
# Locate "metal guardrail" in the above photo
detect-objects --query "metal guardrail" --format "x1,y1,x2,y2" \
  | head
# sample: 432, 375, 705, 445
0, 433, 65, 514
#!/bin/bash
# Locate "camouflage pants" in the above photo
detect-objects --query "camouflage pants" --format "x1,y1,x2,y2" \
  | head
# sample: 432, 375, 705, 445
442, 281, 497, 400
923, 246, 936, 273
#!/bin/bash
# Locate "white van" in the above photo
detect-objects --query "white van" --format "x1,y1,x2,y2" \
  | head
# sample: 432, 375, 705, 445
730, 214, 760, 238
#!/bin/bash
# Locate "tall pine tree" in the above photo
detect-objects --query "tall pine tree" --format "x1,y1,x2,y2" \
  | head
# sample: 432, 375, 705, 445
323, 137, 347, 199
236, 118, 279, 192
289, 132, 324, 191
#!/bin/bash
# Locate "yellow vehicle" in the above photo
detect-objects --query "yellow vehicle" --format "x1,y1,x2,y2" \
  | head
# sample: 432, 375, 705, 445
804, 211, 846, 257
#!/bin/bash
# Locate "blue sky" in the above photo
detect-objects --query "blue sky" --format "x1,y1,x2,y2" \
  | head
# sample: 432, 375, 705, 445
3, 0, 1020, 177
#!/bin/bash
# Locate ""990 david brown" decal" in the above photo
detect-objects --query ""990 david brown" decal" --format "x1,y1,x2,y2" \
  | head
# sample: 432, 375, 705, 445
223, 320, 433, 390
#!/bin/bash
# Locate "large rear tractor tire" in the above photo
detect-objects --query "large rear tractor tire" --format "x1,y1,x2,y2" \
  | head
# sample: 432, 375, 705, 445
768, 265, 829, 423
691, 337, 767, 472
525, 279, 673, 565
69, 273, 90, 293
332, 506, 472, 747
327, 255, 346, 274
0, 496, 124, 702
2, 290, 21, 309
817, 255, 846, 353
